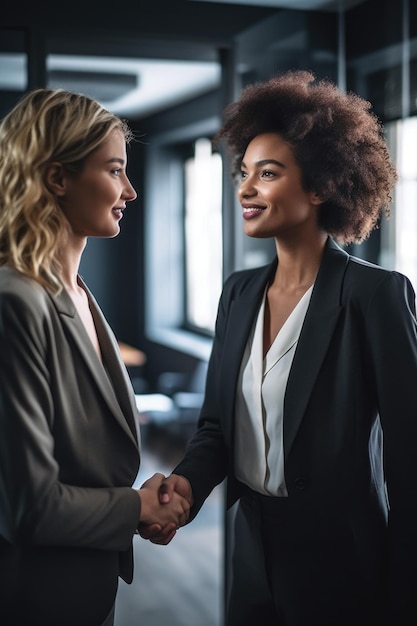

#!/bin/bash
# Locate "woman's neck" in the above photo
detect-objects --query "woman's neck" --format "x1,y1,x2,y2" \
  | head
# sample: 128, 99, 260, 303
58, 236, 87, 293
273, 232, 327, 290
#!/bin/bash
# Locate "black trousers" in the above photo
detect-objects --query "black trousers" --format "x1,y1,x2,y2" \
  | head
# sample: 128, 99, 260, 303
227, 491, 388, 626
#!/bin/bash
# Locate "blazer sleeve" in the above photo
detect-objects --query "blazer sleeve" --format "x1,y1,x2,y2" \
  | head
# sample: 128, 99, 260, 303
0, 281, 140, 551
364, 270, 417, 616
173, 275, 235, 514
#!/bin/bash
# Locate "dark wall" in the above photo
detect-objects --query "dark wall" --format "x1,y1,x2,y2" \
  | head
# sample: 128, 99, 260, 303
0, 1, 277, 48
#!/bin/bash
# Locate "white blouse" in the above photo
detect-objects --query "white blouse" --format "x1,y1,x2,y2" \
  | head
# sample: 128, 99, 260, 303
234, 285, 314, 496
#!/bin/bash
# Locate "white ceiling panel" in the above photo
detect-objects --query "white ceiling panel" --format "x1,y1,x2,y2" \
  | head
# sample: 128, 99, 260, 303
47, 56, 221, 118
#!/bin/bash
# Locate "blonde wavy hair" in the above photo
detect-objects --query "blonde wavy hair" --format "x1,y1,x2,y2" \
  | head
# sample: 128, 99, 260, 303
0, 88, 134, 292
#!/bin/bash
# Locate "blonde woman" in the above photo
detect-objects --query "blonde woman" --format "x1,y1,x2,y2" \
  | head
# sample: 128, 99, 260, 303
0, 89, 189, 626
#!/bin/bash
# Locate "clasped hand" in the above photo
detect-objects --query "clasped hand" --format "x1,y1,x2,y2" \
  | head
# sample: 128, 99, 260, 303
137, 473, 193, 545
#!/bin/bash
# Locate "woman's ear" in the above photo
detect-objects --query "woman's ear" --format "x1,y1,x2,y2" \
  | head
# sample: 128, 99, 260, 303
44, 162, 67, 197
310, 190, 325, 206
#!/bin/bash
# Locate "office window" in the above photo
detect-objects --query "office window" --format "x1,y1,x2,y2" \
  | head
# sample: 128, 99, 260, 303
381, 117, 417, 291
184, 138, 223, 334
145, 119, 221, 360
0, 29, 28, 119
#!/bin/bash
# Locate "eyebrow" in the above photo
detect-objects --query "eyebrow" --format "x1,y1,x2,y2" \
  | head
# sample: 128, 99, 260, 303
241, 158, 286, 169
106, 157, 126, 165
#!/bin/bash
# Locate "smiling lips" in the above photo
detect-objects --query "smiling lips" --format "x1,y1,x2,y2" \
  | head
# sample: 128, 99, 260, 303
112, 208, 124, 219
242, 206, 266, 220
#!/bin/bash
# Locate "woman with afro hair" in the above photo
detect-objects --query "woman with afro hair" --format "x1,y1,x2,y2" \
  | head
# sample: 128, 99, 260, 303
142, 70, 417, 626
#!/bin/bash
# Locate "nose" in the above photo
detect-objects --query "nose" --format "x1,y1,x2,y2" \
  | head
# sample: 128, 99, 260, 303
123, 176, 137, 202
238, 175, 256, 200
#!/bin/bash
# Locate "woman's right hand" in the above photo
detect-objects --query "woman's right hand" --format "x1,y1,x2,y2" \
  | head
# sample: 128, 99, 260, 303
137, 473, 193, 545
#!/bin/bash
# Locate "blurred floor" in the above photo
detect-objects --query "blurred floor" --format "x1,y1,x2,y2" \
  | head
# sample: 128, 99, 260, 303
114, 423, 225, 626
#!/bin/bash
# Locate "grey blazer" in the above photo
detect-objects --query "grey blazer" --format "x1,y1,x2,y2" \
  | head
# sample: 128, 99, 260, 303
174, 236, 417, 620
0, 267, 141, 625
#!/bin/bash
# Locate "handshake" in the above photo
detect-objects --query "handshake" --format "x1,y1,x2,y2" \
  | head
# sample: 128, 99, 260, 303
136, 473, 193, 545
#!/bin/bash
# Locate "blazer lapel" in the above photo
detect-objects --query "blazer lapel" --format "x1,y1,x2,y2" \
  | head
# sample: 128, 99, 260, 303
86, 286, 140, 444
220, 261, 276, 443
283, 238, 349, 460
48, 282, 139, 445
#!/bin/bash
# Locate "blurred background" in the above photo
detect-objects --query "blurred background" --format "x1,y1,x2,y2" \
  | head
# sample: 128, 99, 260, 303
1, 0, 416, 623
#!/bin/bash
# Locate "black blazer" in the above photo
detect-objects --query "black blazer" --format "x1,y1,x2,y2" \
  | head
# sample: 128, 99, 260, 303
174, 237, 417, 617
0, 268, 141, 625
